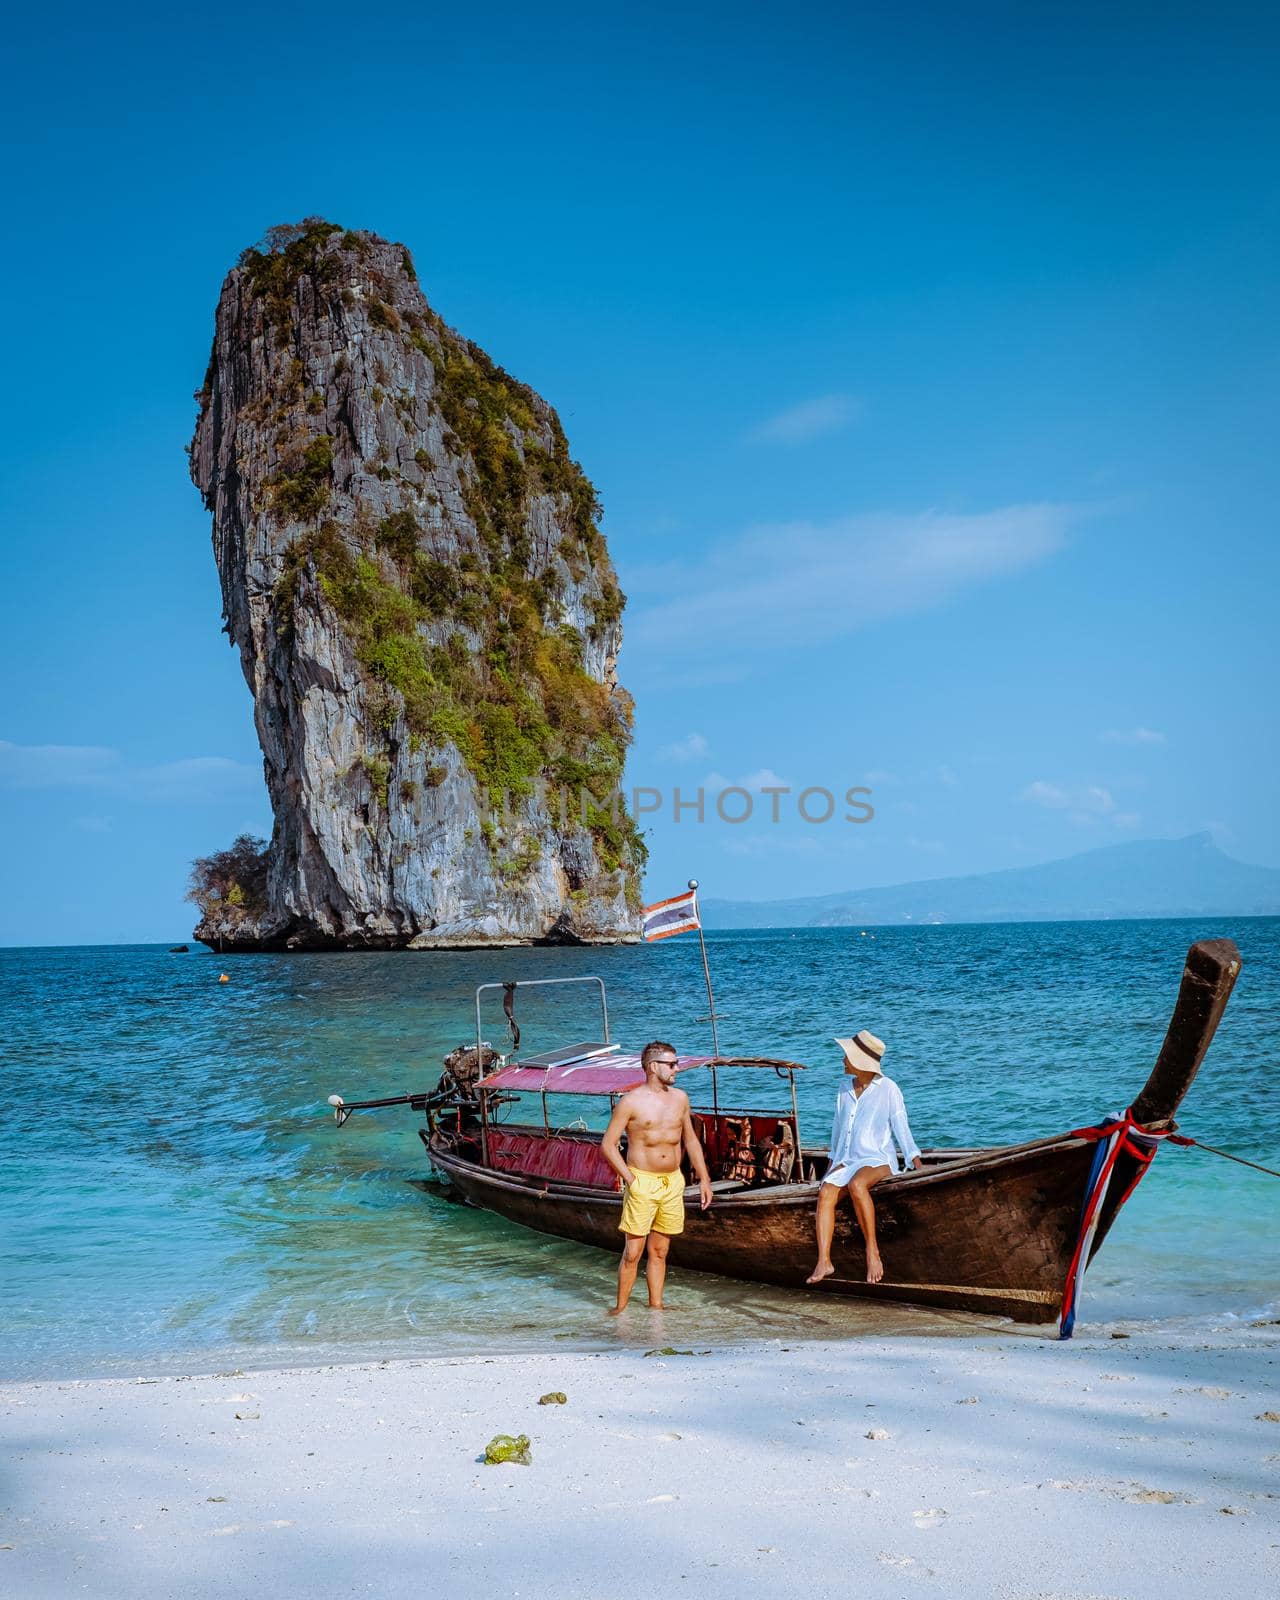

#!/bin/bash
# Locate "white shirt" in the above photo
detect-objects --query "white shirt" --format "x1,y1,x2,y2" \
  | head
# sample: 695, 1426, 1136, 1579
827, 1074, 921, 1176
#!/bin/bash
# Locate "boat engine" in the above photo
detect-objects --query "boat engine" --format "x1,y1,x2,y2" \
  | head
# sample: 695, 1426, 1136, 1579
436, 1042, 499, 1104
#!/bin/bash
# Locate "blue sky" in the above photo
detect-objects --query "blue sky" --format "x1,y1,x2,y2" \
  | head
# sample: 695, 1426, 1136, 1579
1, 2, 1277, 942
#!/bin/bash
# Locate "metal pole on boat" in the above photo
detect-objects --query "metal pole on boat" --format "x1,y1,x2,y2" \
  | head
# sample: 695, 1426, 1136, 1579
689, 879, 721, 1114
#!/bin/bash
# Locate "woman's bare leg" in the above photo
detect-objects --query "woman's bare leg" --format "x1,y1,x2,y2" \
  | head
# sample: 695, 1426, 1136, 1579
807, 1184, 840, 1283
847, 1166, 891, 1283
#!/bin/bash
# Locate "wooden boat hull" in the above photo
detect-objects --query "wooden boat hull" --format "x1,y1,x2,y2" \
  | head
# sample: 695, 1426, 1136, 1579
426, 1129, 1140, 1322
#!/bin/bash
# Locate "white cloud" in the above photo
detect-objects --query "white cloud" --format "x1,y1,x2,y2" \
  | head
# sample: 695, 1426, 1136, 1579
0, 741, 119, 788
1019, 778, 1136, 828
722, 834, 824, 857
626, 503, 1074, 659
136, 757, 262, 803
736, 767, 791, 793
721, 829, 872, 860
660, 732, 711, 762
1102, 726, 1166, 746
702, 767, 792, 794
1021, 780, 1070, 808
0, 740, 261, 803
1020, 780, 1115, 815
749, 393, 861, 444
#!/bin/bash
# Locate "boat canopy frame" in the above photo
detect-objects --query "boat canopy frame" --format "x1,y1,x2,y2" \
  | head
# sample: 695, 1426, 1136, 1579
471, 976, 808, 1160
474, 974, 611, 1067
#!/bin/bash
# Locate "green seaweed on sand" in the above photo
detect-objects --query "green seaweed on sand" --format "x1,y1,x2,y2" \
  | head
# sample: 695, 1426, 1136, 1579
483, 1433, 532, 1464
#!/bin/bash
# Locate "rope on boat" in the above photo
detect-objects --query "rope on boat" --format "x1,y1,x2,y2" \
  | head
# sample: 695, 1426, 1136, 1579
1058, 1110, 1280, 1339
502, 982, 521, 1051
1164, 1135, 1280, 1180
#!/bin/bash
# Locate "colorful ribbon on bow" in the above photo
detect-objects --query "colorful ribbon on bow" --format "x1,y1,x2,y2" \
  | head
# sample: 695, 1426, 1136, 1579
1058, 1109, 1186, 1339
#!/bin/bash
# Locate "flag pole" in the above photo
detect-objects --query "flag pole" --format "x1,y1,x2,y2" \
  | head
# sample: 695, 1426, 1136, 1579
689, 878, 721, 1114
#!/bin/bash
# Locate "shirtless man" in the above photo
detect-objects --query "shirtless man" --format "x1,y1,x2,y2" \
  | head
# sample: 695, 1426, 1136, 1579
600, 1040, 714, 1313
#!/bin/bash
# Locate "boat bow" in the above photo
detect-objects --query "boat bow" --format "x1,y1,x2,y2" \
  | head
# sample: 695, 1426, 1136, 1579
1130, 938, 1242, 1129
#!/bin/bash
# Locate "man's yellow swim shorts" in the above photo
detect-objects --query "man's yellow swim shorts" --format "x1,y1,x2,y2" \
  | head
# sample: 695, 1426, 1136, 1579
619, 1167, 686, 1236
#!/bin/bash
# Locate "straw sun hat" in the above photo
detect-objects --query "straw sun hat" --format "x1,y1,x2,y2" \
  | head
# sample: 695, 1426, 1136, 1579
834, 1030, 886, 1073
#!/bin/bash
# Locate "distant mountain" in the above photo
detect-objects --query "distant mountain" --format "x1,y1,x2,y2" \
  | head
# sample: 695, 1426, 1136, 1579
701, 833, 1280, 929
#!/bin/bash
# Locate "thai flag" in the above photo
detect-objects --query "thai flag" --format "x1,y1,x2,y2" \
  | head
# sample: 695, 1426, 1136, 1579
642, 888, 701, 942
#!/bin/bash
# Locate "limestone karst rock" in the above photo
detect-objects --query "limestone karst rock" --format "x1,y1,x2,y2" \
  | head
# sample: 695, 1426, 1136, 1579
188, 220, 644, 949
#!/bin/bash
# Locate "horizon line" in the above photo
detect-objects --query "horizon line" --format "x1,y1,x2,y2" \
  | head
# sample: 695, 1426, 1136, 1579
3, 908, 1279, 952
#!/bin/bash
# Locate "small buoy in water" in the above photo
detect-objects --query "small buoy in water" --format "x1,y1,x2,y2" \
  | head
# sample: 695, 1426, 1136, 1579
860, 931, 867, 937
218, 973, 230, 983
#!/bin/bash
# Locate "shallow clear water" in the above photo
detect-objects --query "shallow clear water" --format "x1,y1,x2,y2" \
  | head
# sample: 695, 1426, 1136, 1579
2, 919, 1277, 1379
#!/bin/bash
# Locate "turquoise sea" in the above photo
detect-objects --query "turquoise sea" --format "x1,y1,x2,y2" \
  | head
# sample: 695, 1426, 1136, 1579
2, 919, 1277, 1379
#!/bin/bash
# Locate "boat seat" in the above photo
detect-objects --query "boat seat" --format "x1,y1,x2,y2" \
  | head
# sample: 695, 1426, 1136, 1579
693, 1111, 800, 1188
487, 1129, 618, 1189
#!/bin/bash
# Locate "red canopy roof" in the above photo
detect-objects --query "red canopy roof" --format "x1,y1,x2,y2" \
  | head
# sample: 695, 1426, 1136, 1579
479, 1052, 712, 1097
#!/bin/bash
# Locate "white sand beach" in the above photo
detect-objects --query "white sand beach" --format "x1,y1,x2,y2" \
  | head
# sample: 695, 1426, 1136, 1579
3, 1324, 1278, 1599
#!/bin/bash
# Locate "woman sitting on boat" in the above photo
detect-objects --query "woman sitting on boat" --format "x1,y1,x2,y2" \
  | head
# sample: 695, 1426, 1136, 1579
807, 1030, 922, 1287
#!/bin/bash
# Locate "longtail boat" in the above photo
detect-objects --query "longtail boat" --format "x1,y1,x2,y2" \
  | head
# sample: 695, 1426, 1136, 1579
328, 939, 1241, 1331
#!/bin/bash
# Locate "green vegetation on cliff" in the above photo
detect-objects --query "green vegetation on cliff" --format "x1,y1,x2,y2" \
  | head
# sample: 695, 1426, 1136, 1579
268, 434, 334, 520
240, 220, 344, 332
276, 522, 641, 872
